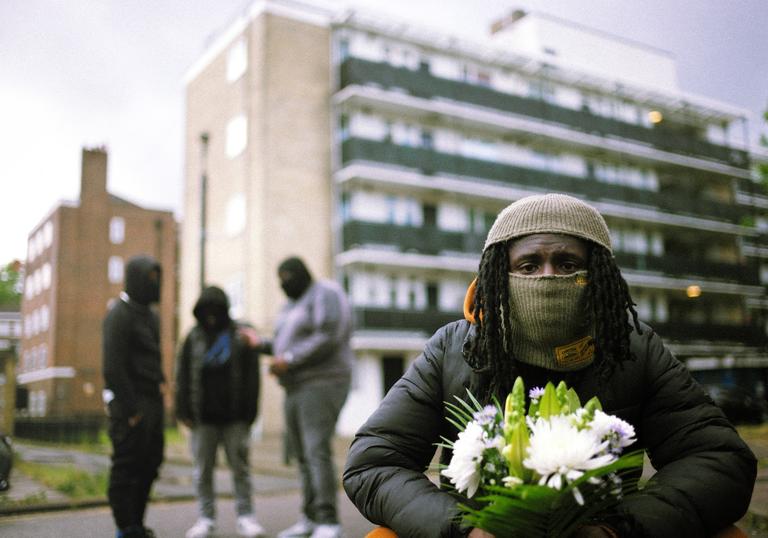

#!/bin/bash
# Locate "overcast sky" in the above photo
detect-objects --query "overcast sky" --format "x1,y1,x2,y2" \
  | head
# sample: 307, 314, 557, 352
2, 0, 767, 264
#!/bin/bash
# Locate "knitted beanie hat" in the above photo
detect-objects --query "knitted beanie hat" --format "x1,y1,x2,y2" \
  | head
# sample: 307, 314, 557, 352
484, 193, 612, 252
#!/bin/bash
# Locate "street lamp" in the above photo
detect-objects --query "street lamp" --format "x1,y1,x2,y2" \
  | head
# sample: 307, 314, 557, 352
199, 132, 210, 292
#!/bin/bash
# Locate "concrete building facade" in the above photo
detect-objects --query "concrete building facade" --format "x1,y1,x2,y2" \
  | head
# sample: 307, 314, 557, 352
182, 1, 768, 435
18, 148, 177, 423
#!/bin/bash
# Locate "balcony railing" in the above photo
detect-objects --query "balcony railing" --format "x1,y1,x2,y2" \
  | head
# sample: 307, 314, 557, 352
614, 252, 760, 285
341, 137, 749, 224
343, 220, 485, 255
353, 306, 463, 335
339, 57, 750, 169
650, 321, 766, 346
352, 306, 766, 347
342, 220, 760, 285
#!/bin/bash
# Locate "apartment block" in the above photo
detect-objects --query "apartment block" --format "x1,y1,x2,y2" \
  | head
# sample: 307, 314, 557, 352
18, 148, 177, 424
182, 1, 768, 434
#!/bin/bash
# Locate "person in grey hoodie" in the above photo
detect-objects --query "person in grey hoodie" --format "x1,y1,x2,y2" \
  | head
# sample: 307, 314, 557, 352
258, 257, 353, 538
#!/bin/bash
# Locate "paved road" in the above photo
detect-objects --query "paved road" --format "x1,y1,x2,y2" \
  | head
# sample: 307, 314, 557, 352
0, 493, 376, 537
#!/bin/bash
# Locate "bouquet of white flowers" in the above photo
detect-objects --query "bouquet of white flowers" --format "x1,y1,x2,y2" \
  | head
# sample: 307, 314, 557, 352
440, 377, 643, 537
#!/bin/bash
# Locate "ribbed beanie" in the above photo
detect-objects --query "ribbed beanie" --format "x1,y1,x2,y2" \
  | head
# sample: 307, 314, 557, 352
484, 193, 612, 252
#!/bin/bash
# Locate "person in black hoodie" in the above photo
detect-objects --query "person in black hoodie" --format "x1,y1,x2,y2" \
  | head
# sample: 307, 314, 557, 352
175, 286, 264, 538
102, 255, 165, 538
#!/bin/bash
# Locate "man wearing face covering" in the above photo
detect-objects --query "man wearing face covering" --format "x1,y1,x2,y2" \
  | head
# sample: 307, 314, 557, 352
175, 286, 264, 538
343, 194, 757, 538
255, 257, 352, 538
102, 255, 165, 538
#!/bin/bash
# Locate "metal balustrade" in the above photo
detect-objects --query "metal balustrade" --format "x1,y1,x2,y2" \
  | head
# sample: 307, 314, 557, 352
339, 57, 750, 169
342, 220, 760, 284
340, 137, 749, 224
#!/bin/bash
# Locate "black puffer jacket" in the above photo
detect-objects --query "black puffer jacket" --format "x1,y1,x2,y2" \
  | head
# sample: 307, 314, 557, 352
175, 287, 260, 425
343, 320, 757, 538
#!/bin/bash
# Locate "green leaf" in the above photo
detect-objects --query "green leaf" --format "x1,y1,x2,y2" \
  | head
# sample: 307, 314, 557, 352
537, 382, 560, 419
564, 388, 581, 414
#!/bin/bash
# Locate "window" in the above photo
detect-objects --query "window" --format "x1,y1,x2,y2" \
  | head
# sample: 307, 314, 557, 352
42, 262, 52, 290
40, 305, 50, 332
338, 38, 349, 61
225, 193, 246, 237
108, 256, 124, 284
109, 216, 125, 244
226, 115, 248, 158
226, 37, 247, 82
43, 221, 53, 247
38, 345, 47, 369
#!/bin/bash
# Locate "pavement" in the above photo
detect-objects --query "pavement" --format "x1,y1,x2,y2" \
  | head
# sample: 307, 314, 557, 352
1, 430, 767, 536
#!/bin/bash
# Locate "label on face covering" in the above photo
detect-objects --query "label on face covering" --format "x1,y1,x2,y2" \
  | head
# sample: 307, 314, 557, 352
554, 335, 595, 368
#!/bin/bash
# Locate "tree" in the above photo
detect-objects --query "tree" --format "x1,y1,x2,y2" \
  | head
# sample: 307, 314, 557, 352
759, 107, 768, 184
0, 260, 23, 307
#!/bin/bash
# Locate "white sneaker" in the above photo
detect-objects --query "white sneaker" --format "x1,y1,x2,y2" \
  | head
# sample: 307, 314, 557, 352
186, 517, 215, 538
277, 516, 316, 538
237, 514, 266, 537
310, 524, 345, 538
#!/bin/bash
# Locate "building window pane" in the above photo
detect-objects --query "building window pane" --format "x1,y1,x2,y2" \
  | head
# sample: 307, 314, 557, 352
110, 216, 125, 244
227, 37, 247, 82
42, 262, 52, 290
108, 256, 124, 284
226, 115, 248, 158
43, 221, 54, 247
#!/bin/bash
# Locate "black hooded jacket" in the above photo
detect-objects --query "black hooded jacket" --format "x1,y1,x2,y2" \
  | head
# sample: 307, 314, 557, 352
175, 286, 260, 425
103, 256, 164, 419
343, 320, 757, 537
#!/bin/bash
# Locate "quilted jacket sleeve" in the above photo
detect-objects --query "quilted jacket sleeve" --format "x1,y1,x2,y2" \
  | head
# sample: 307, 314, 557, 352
621, 327, 757, 537
343, 324, 468, 538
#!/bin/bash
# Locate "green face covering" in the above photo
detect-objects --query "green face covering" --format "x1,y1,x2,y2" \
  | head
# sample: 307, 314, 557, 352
507, 271, 594, 371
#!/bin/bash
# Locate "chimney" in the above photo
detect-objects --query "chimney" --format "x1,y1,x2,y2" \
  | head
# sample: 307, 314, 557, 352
80, 146, 108, 206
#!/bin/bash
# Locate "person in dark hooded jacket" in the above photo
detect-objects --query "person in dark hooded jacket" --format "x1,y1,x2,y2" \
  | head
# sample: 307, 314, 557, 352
343, 194, 757, 538
175, 286, 264, 538
103, 255, 165, 538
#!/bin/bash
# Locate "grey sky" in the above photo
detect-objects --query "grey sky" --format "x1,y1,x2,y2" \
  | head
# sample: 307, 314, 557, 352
1, 0, 767, 264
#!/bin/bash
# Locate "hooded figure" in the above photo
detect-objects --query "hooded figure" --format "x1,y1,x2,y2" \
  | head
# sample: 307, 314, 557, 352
260, 256, 352, 538
102, 254, 165, 538
175, 286, 265, 538
124, 255, 161, 306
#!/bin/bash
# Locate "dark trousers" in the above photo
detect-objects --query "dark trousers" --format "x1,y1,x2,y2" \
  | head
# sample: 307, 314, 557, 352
107, 395, 164, 531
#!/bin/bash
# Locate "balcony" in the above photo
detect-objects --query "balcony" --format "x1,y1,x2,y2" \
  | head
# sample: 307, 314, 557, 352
353, 306, 462, 335
342, 220, 760, 285
352, 307, 766, 347
339, 57, 750, 169
614, 252, 761, 285
340, 137, 749, 224
342, 220, 485, 255
651, 321, 766, 346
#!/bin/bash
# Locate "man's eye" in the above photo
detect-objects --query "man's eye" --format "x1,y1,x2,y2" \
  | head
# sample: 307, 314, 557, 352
518, 264, 538, 274
560, 261, 579, 273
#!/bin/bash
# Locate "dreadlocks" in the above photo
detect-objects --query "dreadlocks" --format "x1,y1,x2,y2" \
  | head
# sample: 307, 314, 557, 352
469, 240, 641, 401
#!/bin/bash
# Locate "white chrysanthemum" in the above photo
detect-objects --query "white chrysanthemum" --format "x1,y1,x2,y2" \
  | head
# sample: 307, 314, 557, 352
442, 421, 486, 497
589, 410, 636, 451
523, 414, 616, 490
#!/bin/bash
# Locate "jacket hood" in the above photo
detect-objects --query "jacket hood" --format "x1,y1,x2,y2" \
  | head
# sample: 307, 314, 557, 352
193, 286, 231, 330
124, 255, 161, 306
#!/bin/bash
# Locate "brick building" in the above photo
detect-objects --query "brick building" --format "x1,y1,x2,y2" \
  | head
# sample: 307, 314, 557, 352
18, 148, 177, 424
